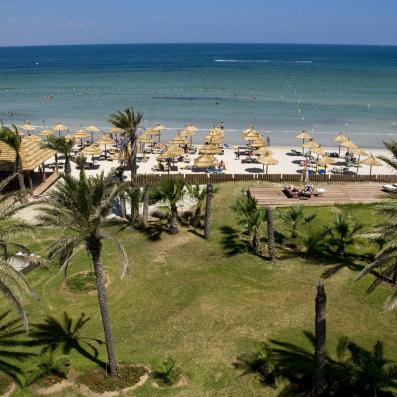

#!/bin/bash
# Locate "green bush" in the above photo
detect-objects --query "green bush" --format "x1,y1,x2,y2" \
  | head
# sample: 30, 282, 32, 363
153, 357, 182, 386
66, 272, 96, 293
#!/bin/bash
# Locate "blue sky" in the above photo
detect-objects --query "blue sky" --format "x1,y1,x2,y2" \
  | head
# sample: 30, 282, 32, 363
1, 0, 397, 46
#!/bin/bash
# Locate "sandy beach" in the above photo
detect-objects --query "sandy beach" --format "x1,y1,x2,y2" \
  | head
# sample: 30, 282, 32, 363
59, 144, 395, 180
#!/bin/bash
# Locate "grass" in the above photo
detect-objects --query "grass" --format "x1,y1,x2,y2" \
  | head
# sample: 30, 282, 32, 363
65, 271, 96, 293
5, 181, 397, 396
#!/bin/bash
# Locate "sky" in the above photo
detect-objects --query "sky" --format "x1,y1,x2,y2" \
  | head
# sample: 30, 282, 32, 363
1, 0, 397, 46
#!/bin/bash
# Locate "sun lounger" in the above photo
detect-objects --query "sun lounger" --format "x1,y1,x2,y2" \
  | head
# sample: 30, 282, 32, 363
283, 185, 299, 198
382, 184, 397, 192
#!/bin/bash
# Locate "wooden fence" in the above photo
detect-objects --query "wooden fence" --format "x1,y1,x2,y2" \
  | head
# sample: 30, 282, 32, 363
132, 173, 397, 186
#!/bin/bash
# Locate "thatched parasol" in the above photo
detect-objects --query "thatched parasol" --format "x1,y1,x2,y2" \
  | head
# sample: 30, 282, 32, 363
250, 139, 266, 149
137, 134, 154, 144
316, 155, 336, 172
80, 145, 101, 156
296, 130, 312, 154
341, 139, 358, 154
194, 154, 217, 168
199, 144, 221, 155
243, 130, 259, 141
170, 134, 188, 145
53, 123, 67, 137
40, 128, 54, 137
85, 125, 100, 142
351, 147, 369, 174
74, 129, 89, 147
255, 146, 273, 157
96, 134, 116, 159
257, 155, 279, 174
22, 122, 35, 134
360, 154, 382, 175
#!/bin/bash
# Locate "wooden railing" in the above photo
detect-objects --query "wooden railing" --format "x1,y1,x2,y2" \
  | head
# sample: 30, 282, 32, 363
132, 173, 397, 186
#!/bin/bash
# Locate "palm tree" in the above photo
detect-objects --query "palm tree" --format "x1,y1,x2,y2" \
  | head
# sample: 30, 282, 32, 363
0, 175, 41, 329
29, 312, 105, 368
300, 226, 329, 259
41, 136, 75, 176
0, 125, 25, 191
357, 200, 397, 309
204, 184, 214, 240
36, 171, 129, 377
327, 213, 363, 256
266, 206, 276, 261
314, 281, 327, 396
232, 191, 265, 255
278, 205, 316, 243
108, 107, 143, 179
142, 179, 150, 228
149, 178, 186, 234
26, 353, 70, 386
187, 184, 207, 228
125, 184, 141, 222
378, 140, 397, 171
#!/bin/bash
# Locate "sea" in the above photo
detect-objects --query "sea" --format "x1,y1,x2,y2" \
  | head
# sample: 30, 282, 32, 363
0, 43, 397, 148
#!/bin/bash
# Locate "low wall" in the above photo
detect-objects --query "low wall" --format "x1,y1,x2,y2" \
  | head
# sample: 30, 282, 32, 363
133, 173, 397, 186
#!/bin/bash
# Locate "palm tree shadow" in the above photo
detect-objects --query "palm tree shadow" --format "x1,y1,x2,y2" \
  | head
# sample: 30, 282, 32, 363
320, 255, 367, 279
28, 312, 106, 370
220, 226, 247, 257
188, 228, 205, 239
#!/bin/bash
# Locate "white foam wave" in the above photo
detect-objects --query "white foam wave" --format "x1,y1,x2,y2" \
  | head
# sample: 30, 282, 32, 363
214, 59, 271, 63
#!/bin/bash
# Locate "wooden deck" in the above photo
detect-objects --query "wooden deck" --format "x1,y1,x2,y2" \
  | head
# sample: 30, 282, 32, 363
32, 171, 60, 197
250, 183, 393, 207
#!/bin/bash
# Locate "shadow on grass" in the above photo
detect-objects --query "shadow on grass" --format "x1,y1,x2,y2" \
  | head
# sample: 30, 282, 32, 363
219, 226, 250, 257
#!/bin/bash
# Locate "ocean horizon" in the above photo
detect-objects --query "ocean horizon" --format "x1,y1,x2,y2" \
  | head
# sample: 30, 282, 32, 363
1, 43, 396, 148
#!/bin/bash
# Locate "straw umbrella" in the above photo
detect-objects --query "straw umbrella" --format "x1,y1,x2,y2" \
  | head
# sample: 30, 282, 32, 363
257, 155, 279, 174
360, 154, 382, 175
199, 144, 221, 155
244, 130, 260, 141
80, 145, 101, 166
96, 134, 116, 160
185, 124, 199, 133
311, 145, 326, 169
169, 134, 188, 146
243, 125, 257, 135
22, 122, 35, 136
137, 134, 154, 144
40, 128, 54, 138
341, 139, 358, 154
316, 156, 336, 172
302, 139, 320, 157
108, 126, 124, 145
53, 123, 67, 137
255, 147, 273, 157
194, 154, 217, 168
250, 139, 266, 149
351, 147, 369, 174
335, 133, 349, 155
296, 130, 312, 153
74, 129, 89, 147
85, 125, 100, 142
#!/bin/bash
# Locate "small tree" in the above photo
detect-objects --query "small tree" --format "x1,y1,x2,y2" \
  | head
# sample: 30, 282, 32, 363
204, 184, 214, 240
232, 191, 265, 255
42, 136, 75, 176
108, 108, 143, 179
187, 184, 207, 228
150, 178, 186, 234
327, 213, 363, 256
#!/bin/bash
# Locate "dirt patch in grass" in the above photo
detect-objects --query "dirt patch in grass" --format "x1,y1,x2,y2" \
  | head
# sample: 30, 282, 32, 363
76, 365, 147, 394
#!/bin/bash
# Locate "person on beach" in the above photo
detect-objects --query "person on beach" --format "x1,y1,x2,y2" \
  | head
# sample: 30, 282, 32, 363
220, 121, 224, 130
266, 136, 271, 146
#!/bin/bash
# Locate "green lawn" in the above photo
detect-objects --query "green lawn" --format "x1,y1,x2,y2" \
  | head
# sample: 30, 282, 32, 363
7, 182, 397, 396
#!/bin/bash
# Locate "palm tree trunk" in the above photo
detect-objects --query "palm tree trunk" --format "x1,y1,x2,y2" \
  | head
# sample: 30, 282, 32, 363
119, 190, 126, 219
130, 141, 137, 179
266, 206, 276, 260
89, 239, 117, 377
314, 281, 327, 396
142, 189, 149, 227
204, 183, 213, 240
15, 153, 25, 191
252, 230, 260, 255
192, 207, 201, 228
64, 157, 71, 176
170, 205, 179, 234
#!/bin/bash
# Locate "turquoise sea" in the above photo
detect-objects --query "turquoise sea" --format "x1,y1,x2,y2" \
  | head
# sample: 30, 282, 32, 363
0, 43, 396, 147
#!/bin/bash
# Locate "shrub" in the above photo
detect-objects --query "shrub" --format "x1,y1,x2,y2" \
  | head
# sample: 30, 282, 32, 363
66, 272, 96, 293
153, 357, 182, 386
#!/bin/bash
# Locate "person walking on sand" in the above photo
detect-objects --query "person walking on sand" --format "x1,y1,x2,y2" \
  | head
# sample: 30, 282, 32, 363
220, 121, 224, 130
266, 136, 271, 146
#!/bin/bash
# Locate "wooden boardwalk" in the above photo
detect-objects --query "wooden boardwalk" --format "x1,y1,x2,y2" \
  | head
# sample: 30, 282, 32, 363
250, 183, 393, 207
32, 171, 60, 197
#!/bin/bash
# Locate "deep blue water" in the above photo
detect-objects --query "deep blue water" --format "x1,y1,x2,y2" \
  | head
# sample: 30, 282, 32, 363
0, 43, 396, 147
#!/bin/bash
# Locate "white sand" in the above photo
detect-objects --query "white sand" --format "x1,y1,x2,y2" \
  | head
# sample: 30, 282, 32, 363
57, 145, 396, 180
